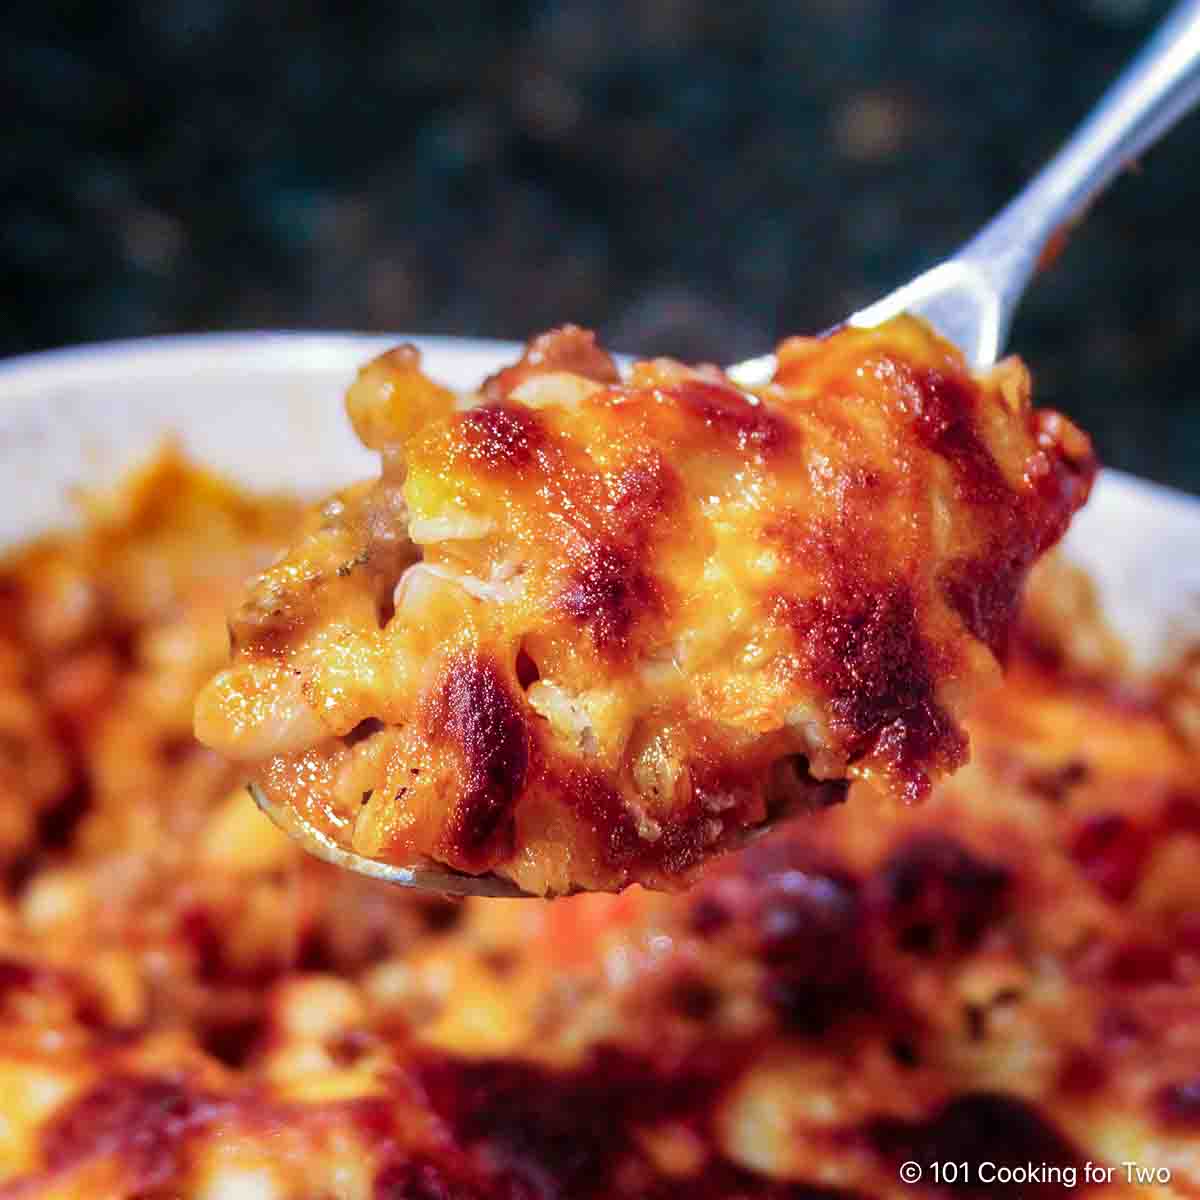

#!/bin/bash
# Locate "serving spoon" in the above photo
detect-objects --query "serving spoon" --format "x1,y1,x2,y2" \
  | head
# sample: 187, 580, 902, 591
251, 0, 1200, 898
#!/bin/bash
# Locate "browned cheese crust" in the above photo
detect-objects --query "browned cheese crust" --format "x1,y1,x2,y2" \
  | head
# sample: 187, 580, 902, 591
0, 461, 1197, 1197
196, 318, 1096, 894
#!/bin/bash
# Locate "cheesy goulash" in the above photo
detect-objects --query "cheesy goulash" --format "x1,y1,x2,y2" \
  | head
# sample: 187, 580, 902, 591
196, 318, 1094, 894
0, 447, 1197, 1196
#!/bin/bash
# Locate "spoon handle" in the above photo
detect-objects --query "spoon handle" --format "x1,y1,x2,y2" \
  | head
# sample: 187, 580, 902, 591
958, 0, 1200, 345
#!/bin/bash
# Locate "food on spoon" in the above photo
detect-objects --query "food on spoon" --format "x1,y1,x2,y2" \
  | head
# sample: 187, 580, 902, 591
195, 317, 1095, 894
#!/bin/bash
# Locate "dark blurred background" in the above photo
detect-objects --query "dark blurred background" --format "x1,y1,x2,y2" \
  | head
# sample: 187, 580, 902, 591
3, 0, 1198, 491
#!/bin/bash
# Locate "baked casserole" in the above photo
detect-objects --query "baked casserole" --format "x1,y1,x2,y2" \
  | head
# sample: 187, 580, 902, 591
0, 442, 1197, 1195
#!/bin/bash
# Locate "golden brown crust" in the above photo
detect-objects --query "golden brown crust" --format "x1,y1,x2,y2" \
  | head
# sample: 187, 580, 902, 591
196, 318, 1095, 894
1, 451, 1198, 1197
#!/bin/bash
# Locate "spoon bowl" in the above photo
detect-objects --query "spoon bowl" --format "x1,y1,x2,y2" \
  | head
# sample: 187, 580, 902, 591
249, 783, 536, 897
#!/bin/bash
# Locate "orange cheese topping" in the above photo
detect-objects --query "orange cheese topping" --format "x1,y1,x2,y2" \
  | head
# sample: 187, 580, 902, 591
196, 319, 1095, 893
0, 452, 1197, 1198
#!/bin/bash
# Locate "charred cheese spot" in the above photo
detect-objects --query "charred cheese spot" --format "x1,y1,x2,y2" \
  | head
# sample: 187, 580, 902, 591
750, 849, 873, 1034
558, 541, 661, 655
942, 552, 1029, 660
876, 833, 1011, 956
557, 767, 644, 865
673, 379, 790, 455
415, 1046, 745, 1200
426, 655, 531, 872
458, 403, 547, 474
42, 1075, 218, 1188
555, 759, 775, 881
604, 454, 680, 539
905, 365, 1011, 505
776, 582, 965, 802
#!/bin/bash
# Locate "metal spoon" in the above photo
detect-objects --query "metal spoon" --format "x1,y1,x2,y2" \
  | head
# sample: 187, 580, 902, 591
252, 0, 1200, 897
731, 0, 1200, 386
249, 782, 532, 896
250, 774, 846, 898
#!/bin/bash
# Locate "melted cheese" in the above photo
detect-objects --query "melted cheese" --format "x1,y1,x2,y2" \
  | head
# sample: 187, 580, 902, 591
197, 318, 1095, 893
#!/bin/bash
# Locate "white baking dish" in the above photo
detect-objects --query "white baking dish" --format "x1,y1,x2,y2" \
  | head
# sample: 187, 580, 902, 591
1, 333, 1196, 667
